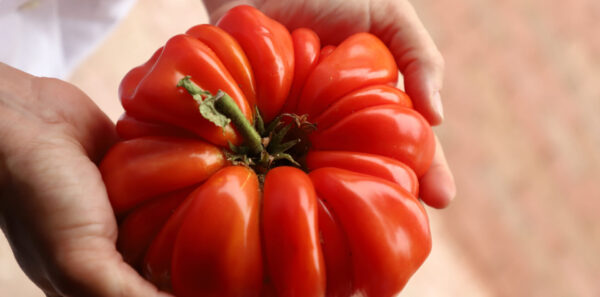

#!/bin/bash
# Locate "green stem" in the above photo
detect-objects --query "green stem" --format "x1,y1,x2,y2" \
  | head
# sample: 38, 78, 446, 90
213, 91, 263, 155
178, 76, 264, 156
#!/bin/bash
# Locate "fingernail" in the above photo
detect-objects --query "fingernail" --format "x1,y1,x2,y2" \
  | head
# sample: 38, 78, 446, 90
431, 91, 444, 121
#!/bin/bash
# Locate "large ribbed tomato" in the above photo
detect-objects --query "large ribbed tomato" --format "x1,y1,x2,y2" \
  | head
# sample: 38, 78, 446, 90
100, 5, 434, 297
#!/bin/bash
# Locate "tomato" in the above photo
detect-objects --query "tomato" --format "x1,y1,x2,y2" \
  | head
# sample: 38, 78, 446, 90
281, 28, 321, 113
117, 187, 194, 268
306, 151, 419, 196
312, 84, 413, 130
262, 167, 325, 297
317, 199, 353, 297
118, 35, 252, 147
319, 45, 336, 61
310, 104, 434, 177
100, 5, 435, 297
116, 113, 197, 140
185, 24, 257, 108
100, 137, 224, 215
217, 5, 294, 122
171, 166, 262, 297
310, 168, 431, 296
297, 33, 399, 119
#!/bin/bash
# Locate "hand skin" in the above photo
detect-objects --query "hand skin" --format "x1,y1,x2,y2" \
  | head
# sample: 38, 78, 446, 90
0, 63, 172, 297
204, 0, 456, 208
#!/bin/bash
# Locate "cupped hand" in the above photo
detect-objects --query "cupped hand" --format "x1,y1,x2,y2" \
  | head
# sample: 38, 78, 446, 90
0, 63, 172, 297
203, 0, 456, 207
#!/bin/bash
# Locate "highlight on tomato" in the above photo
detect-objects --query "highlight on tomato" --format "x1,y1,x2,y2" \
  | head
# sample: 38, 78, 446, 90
100, 5, 436, 297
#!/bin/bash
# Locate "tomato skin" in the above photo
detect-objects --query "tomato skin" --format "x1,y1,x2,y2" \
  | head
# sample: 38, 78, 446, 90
297, 33, 398, 118
105, 6, 438, 297
313, 84, 413, 130
143, 192, 195, 291
306, 151, 419, 196
117, 187, 194, 269
217, 5, 294, 122
317, 200, 353, 297
310, 104, 435, 177
310, 168, 431, 297
115, 113, 197, 140
99, 136, 225, 215
282, 28, 321, 113
318, 45, 336, 61
171, 166, 262, 297
262, 167, 326, 297
119, 46, 164, 104
119, 34, 252, 146
186, 24, 257, 108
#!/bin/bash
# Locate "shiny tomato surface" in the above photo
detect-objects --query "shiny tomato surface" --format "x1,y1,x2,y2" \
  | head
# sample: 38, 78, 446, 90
100, 5, 435, 297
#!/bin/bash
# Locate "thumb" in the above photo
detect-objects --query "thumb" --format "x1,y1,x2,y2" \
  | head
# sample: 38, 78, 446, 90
370, 0, 445, 125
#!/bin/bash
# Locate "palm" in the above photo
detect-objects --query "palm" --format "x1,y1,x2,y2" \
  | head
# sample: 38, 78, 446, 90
3, 139, 119, 295
0, 72, 167, 296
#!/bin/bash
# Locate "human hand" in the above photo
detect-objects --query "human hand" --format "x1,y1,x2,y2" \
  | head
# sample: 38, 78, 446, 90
0, 63, 172, 297
203, 0, 456, 208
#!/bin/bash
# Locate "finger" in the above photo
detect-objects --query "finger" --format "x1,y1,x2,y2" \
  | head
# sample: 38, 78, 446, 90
47, 240, 173, 297
370, 0, 445, 125
419, 135, 455, 208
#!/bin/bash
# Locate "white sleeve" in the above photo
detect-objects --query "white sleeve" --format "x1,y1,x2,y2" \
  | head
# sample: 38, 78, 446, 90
0, 0, 136, 79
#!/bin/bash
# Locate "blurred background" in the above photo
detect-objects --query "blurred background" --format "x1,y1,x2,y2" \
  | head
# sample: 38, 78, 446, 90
1, 0, 599, 296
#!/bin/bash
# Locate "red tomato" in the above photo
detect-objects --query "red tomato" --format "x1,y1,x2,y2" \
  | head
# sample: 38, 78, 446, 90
297, 33, 399, 119
317, 199, 353, 297
306, 150, 419, 196
100, 5, 436, 297
310, 168, 431, 296
185, 24, 257, 107
262, 167, 326, 297
119, 35, 252, 146
100, 136, 224, 215
313, 84, 413, 130
117, 187, 194, 268
116, 113, 197, 140
171, 166, 262, 297
310, 104, 435, 177
319, 45, 336, 61
217, 5, 294, 122
281, 28, 321, 113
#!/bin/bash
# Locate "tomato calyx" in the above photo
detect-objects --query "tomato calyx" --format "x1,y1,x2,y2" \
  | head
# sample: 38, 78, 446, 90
178, 76, 315, 177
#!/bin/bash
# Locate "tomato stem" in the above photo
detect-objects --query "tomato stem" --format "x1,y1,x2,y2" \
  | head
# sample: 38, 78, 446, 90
177, 76, 263, 155
177, 76, 314, 174
213, 92, 263, 155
